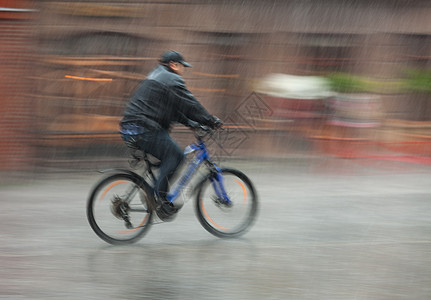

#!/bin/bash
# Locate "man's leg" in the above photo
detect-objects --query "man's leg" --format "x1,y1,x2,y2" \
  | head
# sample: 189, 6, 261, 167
134, 130, 184, 199
153, 135, 184, 199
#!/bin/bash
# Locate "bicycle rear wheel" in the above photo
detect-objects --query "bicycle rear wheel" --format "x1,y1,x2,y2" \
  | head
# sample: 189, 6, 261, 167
195, 168, 258, 238
87, 173, 153, 245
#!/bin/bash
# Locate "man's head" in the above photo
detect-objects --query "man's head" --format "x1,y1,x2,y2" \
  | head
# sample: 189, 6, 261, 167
160, 50, 191, 76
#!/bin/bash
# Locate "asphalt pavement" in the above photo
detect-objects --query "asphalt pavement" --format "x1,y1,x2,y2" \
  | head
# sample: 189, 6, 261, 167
1, 157, 431, 300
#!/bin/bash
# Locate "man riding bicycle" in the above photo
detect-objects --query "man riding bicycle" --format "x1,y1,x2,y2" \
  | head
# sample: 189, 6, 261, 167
120, 50, 222, 220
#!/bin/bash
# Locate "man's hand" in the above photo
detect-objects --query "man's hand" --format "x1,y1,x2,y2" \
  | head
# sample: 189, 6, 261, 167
211, 117, 223, 129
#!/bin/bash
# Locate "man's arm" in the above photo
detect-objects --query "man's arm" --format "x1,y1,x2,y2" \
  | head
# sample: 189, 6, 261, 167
170, 78, 218, 127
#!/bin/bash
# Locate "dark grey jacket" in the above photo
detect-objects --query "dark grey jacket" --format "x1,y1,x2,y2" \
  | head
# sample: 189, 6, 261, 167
121, 65, 216, 131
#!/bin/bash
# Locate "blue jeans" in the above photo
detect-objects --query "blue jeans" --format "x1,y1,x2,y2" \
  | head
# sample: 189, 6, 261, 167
122, 129, 184, 199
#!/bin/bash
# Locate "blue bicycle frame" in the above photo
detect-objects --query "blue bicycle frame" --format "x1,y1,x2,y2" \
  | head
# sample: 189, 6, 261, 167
166, 139, 231, 206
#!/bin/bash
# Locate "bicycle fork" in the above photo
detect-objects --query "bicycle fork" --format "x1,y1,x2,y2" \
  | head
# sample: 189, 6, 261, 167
210, 167, 232, 207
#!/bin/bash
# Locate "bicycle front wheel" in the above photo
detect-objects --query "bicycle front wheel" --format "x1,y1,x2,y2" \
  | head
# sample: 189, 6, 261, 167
195, 168, 258, 238
87, 173, 153, 245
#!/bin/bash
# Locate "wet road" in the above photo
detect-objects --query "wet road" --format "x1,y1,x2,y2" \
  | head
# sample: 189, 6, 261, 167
1, 157, 431, 299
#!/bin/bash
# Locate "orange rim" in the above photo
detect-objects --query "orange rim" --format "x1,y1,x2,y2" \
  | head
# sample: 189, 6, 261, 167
117, 215, 149, 234
201, 200, 229, 230
99, 180, 128, 202
234, 179, 247, 204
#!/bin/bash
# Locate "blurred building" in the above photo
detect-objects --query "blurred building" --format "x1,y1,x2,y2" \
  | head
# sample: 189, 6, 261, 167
0, 0, 430, 170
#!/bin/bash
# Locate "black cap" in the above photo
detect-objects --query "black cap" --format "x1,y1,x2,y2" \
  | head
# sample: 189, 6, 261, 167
160, 50, 192, 67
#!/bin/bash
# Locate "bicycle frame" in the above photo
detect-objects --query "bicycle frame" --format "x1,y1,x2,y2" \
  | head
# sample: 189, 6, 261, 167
166, 138, 231, 206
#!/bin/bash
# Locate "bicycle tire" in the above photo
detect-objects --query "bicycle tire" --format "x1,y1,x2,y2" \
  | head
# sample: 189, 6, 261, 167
195, 168, 258, 238
87, 173, 153, 245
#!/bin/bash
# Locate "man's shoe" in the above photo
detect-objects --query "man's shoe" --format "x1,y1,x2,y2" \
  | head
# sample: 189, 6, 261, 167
156, 200, 178, 222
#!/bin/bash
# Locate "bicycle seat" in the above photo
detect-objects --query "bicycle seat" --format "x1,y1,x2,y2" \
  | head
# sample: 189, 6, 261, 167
130, 149, 161, 168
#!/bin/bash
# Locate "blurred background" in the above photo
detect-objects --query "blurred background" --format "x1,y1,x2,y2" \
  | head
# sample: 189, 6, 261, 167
1, 0, 430, 173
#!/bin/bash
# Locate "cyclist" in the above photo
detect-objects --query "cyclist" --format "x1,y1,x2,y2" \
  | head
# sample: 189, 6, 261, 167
120, 50, 222, 220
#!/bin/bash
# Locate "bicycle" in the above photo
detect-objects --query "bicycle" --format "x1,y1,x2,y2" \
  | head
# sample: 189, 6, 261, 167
86, 126, 258, 245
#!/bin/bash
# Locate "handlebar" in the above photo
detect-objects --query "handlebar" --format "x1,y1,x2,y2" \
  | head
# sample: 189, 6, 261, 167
188, 117, 223, 140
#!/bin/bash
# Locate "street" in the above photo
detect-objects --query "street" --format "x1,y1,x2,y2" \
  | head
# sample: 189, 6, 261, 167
1, 157, 431, 300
